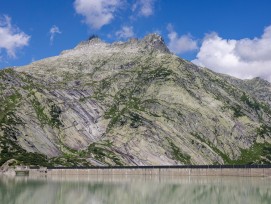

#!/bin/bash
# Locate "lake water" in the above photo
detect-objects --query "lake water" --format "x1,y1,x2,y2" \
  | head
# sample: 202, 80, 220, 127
0, 175, 270, 204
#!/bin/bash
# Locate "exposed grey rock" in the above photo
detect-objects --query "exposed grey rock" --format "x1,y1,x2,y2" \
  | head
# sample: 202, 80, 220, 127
1, 34, 271, 166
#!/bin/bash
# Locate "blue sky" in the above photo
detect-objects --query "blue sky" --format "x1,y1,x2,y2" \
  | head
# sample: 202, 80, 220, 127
1, 0, 271, 80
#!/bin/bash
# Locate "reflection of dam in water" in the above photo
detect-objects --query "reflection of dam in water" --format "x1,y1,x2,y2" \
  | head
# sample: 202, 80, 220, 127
0, 175, 270, 204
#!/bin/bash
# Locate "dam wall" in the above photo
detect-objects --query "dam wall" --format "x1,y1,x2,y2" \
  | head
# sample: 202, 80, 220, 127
29, 166, 271, 177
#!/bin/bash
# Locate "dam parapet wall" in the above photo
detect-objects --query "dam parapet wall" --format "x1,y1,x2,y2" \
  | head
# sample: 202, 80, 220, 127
28, 165, 271, 177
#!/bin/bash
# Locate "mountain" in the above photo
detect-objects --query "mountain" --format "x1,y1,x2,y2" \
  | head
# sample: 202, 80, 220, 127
1, 34, 271, 167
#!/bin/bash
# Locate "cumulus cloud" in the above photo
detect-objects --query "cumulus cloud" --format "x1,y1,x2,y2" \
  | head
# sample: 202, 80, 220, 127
115, 26, 134, 39
167, 24, 198, 54
74, 0, 122, 29
192, 25, 271, 81
0, 15, 30, 58
132, 0, 155, 17
49, 25, 61, 44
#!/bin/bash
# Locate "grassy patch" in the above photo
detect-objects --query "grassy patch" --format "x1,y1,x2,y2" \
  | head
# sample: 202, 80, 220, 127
0, 137, 49, 166
239, 92, 271, 119
256, 124, 271, 138
129, 112, 143, 128
0, 68, 16, 77
190, 132, 271, 164
49, 140, 123, 167
166, 137, 191, 164
30, 94, 63, 128
87, 140, 123, 165
240, 93, 260, 111
0, 92, 48, 166
49, 104, 63, 128
49, 155, 90, 167
230, 143, 271, 164
143, 67, 173, 82
0, 92, 22, 126
191, 132, 231, 163
31, 97, 49, 126
231, 105, 245, 118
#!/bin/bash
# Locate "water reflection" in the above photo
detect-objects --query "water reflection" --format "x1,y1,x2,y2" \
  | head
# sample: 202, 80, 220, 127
0, 175, 270, 204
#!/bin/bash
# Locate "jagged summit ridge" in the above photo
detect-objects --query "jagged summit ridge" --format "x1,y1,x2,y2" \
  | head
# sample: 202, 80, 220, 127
22, 33, 172, 76
70, 33, 170, 54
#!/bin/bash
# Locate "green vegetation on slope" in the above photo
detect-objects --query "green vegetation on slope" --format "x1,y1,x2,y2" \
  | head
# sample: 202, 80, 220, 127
0, 70, 63, 166
191, 132, 271, 164
49, 140, 123, 167
231, 143, 271, 164
166, 137, 191, 164
0, 88, 49, 166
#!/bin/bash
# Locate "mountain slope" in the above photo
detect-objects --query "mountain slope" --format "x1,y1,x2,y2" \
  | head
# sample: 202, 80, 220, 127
1, 34, 271, 166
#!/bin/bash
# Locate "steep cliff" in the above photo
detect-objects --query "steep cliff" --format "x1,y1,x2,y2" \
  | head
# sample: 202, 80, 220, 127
1, 34, 271, 166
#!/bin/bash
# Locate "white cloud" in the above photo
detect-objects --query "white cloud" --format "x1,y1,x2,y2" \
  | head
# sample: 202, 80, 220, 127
0, 15, 30, 58
192, 25, 271, 81
167, 24, 198, 54
49, 25, 61, 44
132, 0, 155, 17
115, 26, 134, 39
74, 0, 122, 29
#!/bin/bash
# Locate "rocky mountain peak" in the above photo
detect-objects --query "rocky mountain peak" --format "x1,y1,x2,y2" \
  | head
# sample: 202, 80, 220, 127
75, 36, 103, 48
70, 33, 170, 54
140, 33, 170, 53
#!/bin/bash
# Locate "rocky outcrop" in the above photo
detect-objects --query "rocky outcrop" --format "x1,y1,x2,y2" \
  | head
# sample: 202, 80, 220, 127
1, 34, 271, 166
0, 159, 17, 175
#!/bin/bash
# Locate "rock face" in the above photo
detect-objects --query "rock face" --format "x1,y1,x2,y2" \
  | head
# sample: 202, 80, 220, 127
1, 34, 271, 166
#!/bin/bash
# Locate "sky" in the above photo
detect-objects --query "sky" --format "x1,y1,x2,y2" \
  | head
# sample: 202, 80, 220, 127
1, 0, 271, 81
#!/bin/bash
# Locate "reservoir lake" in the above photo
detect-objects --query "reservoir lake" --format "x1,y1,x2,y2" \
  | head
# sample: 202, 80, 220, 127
0, 175, 270, 204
